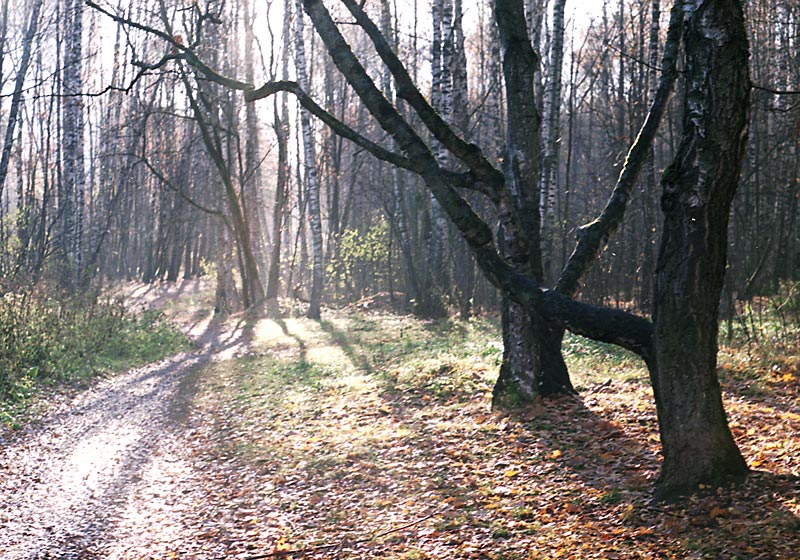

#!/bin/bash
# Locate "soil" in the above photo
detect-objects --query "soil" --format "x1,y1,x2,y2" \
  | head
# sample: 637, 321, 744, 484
0, 280, 279, 559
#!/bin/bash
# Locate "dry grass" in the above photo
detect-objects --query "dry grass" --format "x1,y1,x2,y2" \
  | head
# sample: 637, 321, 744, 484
185, 306, 799, 559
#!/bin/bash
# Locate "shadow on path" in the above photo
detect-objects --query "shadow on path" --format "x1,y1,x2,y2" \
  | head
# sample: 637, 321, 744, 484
0, 310, 258, 559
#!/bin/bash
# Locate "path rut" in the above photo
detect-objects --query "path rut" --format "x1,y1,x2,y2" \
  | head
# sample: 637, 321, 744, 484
0, 293, 280, 559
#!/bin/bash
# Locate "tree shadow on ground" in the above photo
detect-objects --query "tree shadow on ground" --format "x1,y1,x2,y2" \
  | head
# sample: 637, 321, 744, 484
287, 317, 800, 558
173, 311, 799, 559
318, 318, 374, 375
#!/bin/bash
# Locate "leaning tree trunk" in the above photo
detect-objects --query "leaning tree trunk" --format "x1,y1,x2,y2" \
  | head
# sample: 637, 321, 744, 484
651, 0, 750, 500
179, 67, 266, 310
0, 0, 43, 202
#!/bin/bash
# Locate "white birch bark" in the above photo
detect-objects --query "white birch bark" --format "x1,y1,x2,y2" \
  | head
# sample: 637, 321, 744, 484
61, 0, 85, 286
539, 0, 566, 281
427, 0, 452, 308
294, 0, 324, 319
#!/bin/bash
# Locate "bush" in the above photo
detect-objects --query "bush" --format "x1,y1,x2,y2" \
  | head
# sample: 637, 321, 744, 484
0, 286, 190, 402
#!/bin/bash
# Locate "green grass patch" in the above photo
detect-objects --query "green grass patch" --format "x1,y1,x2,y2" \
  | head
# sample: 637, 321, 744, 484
0, 286, 191, 427
562, 332, 647, 389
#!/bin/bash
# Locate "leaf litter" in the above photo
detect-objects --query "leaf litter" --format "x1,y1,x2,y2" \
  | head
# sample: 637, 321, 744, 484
0, 282, 797, 559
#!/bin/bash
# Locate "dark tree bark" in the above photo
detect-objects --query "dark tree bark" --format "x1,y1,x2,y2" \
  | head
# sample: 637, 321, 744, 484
492, 0, 573, 409
170, 0, 751, 498
651, 0, 750, 500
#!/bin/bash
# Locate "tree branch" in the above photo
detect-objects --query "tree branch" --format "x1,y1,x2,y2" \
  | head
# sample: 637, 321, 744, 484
86, 0, 254, 92
752, 84, 800, 96
246, 80, 417, 172
339, 0, 506, 192
555, 1, 684, 298
138, 156, 225, 219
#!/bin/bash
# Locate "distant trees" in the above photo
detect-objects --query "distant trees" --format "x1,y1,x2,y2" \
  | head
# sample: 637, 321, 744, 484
239, 0, 749, 498
0, 0, 795, 498
0, 0, 795, 312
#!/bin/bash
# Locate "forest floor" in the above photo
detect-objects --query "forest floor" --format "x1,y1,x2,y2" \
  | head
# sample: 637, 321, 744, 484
0, 280, 798, 559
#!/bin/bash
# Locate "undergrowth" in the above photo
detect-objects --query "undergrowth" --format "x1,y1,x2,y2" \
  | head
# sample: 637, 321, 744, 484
189, 302, 798, 559
0, 285, 191, 426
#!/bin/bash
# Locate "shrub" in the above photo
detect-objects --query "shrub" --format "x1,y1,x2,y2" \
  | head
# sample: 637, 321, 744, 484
0, 286, 190, 402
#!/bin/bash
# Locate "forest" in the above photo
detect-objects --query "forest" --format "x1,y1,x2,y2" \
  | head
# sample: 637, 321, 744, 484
0, 0, 798, 557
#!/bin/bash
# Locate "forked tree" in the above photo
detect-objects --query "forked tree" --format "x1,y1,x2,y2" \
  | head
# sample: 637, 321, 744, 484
246, 0, 750, 498
90, 0, 752, 498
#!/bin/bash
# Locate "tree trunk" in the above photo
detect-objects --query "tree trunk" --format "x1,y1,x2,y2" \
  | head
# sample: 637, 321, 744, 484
242, 0, 268, 289
424, 0, 452, 318
177, 61, 265, 310
266, 112, 290, 313
266, 0, 293, 314
491, 0, 573, 409
60, 0, 85, 288
651, 0, 750, 500
539, 0, 566, 283
294, 0, 325, 319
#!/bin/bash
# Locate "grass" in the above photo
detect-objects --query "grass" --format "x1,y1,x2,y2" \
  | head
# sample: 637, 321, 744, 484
0, 286, 192, 429
186, 302, 799, 559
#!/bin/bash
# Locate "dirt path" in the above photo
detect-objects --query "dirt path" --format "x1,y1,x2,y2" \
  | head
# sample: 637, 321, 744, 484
0, 281, 280, 559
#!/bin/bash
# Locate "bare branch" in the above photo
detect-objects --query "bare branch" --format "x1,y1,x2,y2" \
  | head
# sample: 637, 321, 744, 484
752, 84, 800, 96
85, 0, 254, 92
247, 80, 419, 173
338, 0, 506, 192
555, 1, 685, 298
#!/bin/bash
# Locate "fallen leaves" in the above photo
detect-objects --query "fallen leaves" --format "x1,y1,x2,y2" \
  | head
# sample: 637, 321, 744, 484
97, 306, 800, 558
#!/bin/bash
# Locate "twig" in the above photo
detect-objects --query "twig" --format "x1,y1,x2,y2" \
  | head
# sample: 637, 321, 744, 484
752, 84, 800, 96
234, 511, 439, 560
368, 511, 438, 541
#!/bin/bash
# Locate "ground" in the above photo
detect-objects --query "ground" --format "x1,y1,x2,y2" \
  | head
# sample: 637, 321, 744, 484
0, 280, 798, 559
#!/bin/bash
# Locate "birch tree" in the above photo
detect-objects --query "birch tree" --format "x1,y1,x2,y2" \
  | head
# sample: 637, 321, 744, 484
425, 0, 453, 317
60, 0, 86, 287
539, 0, 566, 283
293, 0, 324, 319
